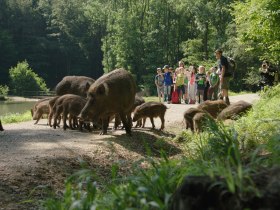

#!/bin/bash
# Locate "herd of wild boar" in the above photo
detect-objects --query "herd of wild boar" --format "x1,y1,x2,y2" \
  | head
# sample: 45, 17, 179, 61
0, 68, 252, 134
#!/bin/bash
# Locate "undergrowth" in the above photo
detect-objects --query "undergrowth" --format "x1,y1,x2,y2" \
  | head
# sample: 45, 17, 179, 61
43, 85, 280, 210
1, 111, 32, 124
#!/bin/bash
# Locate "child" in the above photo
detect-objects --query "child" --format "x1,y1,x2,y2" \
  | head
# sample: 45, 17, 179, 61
163, 65, 172, 103
188, 66, 196, 104
175, 61, 185, 103
204, 71, 210, 101
184, 67, 190, 104
195, 66, 206, 104
155, 67, 164, 102
208, 67, 219, 100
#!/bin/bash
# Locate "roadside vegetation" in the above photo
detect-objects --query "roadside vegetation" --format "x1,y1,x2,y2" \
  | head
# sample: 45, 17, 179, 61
43, 85, 280, 209
1, 111, 32, 124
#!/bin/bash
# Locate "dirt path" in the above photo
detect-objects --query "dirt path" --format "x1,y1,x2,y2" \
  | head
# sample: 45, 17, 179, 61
0, 94, 259, 209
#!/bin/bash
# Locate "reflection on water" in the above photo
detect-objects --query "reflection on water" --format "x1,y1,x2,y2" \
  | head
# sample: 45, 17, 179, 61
0, 101, 36, 116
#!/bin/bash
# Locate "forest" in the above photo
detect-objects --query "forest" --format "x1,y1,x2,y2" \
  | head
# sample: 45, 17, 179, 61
0, 0, 279, 93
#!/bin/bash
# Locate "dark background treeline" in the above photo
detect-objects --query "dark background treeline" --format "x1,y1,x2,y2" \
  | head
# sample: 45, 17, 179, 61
0, 0, 279, 92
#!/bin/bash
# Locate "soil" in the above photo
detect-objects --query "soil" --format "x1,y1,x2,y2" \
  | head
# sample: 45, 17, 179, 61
0, 94, 259, 209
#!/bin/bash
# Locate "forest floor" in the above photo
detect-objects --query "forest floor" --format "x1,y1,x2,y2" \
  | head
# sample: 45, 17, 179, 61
0, 94, 259, 210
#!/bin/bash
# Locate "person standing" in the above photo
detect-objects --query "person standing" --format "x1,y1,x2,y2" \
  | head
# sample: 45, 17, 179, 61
175, 61, 186, 103
215, 49, 230, 105
188, 66, 196, 104
208, 67, 219, 100
195, 66, 206, 104
155, 67, 164, 102
163, 65, 173, 103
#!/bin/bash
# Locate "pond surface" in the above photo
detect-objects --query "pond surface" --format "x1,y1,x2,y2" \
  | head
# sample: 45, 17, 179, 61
0, 101, 36, 116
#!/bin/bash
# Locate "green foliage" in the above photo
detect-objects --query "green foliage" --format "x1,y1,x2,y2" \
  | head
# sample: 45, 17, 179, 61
0, 85, 9, 96
1, 111, 32, 124
9, 61, 48, 95
232, 0, 280, 63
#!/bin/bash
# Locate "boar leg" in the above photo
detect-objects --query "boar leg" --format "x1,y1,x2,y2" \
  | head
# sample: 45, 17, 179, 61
150, 117, 155, 129
34, 112, 42, 124
142, 118, 146, 128
119, 112, 132, 135
160, 114, 165, 130
100, 117, 110, 135
53, 106, 63, 129
0, 120, 4, 131
63, 110, 69, 130
48, 110, 53, 127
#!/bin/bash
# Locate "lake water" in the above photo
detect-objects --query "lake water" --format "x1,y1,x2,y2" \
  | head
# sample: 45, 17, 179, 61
0, 101, 36, 116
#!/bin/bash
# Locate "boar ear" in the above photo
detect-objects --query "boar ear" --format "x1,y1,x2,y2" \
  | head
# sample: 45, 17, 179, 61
96, 83, 109, 95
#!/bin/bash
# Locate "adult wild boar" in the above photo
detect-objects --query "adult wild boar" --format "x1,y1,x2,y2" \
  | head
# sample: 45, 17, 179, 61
52, 94, 87, 130
0, 120, 4, 131
79, 69, 136, 135
217, 100, 252, 121
55, 76, 95, 97
183, 108, 205, 131
197, 100, 228, 118
132, 102, 167, 130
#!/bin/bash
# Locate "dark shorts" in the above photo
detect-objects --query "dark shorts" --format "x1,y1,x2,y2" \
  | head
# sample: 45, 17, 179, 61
221, 77, 230, 90
177, 85, 185, 94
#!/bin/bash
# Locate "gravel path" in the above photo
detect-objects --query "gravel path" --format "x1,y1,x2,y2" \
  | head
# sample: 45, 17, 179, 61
0, 94, 259, 209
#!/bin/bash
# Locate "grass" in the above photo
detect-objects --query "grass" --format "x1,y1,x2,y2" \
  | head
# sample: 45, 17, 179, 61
1, 111, 32, 124
143, 96, 159, 102
39, 85, 280, 209
228, 90, 254, 96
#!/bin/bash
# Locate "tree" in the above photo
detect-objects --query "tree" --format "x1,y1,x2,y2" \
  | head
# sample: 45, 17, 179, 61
9, 61, 48, 95
233, 0, 280, 63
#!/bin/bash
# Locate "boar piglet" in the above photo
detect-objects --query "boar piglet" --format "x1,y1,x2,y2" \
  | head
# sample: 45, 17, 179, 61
52, 94, 87, 131
31, 97, 52, 117
183, 108, 205, 131
79, 69, 136, 135
197, 100, 228, 119
132, 102, 167, 130
33, 99, 51, 124
0, 120, 4, 131
193, 112, 216, 133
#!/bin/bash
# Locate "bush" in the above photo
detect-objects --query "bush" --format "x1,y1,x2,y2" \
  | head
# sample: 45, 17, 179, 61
9, 61, 48, 95
0, 85, 9, 100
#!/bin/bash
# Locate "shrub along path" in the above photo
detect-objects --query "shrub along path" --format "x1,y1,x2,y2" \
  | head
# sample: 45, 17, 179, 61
0, 94, 259, 209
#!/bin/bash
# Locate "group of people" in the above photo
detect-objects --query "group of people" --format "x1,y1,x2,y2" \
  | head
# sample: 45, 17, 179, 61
155, 49, 231, 105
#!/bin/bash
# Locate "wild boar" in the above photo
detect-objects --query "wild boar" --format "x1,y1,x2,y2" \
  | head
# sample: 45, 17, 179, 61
52, 94, 87, 130
133, 95, 146, 127
33, 99, 51, 124
217, 100, 252, 121
193, 112, 216, 133
79, 68, 136, 135
183, 108, 205, 131
31, 97, 52, 117
132, 102, 167, 130
0, 120, 4, 131
197, 100, 228, 118
55, 76, 95, 97
115, 95, 146, 129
